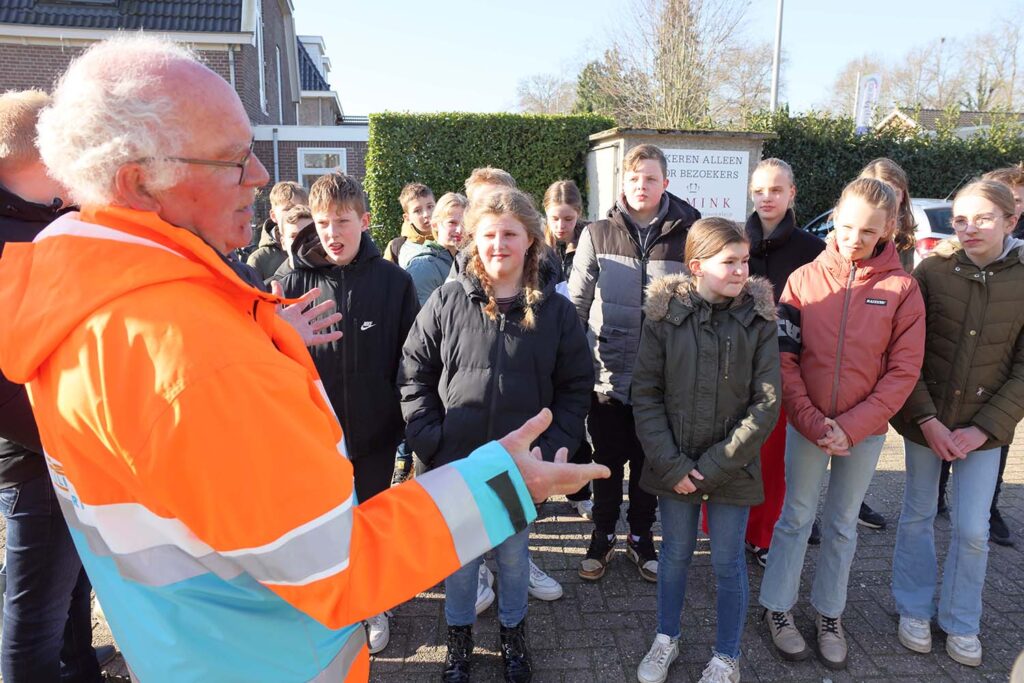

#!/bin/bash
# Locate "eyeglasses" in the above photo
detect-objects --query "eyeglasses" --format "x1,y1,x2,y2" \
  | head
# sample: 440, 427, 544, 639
138, 138, 255, 185
951, 213, 1008, 231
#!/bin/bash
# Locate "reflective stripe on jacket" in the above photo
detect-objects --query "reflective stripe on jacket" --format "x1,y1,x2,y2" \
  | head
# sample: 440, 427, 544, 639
0, 206, 536, 682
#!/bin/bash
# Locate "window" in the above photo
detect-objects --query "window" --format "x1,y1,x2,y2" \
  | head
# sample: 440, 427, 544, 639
297, 148, 347, 188
255, 0, 267, 114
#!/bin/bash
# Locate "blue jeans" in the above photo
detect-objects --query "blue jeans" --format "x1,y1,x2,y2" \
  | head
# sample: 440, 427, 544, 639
759, 426, 885, 618
893, 439, 999, 636
445, 527, 529, 628
0, 474, 102, 682
656, 497, 750, 659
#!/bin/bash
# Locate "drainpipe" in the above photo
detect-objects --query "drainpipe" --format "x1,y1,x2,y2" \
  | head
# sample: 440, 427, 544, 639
227, 46, 236, 89
272, 127, 280, 183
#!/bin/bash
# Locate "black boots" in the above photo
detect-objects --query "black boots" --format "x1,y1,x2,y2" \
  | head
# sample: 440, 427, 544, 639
442, 625, 473, 683
499, 620, 532, 682
443, 620, 532, 682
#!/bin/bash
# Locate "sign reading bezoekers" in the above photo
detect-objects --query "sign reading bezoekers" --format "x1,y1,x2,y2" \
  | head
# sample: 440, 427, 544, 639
662, 149, 749, 222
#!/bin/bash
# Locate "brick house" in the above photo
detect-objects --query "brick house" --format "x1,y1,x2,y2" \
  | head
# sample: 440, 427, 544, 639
0, 0, 369, 220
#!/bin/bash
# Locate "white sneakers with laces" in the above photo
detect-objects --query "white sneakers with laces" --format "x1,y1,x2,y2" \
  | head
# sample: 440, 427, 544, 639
366, 610, 391, 654
527, 559, 563, 601
698, 653, 740, 683
946, 633, 982, 667
636, 633, 679, 683
476, 563, 495, 615
898, 615, 932, 653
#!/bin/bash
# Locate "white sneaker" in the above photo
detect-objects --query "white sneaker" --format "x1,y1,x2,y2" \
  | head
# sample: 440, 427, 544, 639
476, 563, 495, 614
698, 653, 740, 683
898, 615, 931, 653
366, 611, 390, 654
637, 633, 679, 683
571, 499, 594, 520
479, 563, 494, 588
527, 559, 563, 601
946, 633, 982, 667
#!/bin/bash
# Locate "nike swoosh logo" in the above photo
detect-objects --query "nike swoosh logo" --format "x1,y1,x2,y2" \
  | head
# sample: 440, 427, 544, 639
360, 321, 375, 331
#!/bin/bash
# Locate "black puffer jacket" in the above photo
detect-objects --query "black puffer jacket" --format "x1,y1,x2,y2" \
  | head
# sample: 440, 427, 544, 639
633, 274, 780, 505
399, 261, 594, 469
0, 186, 71, 486
278, 225, 418, 459
746, 209, 825, 302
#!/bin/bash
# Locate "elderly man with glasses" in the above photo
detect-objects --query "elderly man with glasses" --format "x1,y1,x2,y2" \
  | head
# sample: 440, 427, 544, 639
0, 35, 607, 682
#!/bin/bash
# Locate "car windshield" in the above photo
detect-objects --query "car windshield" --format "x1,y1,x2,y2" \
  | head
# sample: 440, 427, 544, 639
924, 207, 954, 235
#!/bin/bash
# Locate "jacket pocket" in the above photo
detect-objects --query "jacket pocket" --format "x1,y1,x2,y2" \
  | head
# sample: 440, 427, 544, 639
595, 325, 630, 374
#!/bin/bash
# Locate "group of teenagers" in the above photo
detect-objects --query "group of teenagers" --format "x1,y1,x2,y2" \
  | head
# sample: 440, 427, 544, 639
243, 144, 1024, 683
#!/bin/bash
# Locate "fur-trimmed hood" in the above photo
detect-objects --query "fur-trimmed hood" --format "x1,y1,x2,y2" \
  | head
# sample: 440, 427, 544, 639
644, 273, 776, 324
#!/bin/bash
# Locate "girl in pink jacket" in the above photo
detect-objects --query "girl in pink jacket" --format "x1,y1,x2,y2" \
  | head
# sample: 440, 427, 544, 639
757, 178, 926, 671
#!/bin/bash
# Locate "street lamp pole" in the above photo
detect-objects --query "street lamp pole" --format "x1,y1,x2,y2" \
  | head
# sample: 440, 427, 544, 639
769, 0, 784, 112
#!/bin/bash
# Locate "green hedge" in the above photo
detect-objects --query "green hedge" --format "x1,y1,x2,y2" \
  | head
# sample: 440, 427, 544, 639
364, 112, 615, 245
750, 109, 1024, 224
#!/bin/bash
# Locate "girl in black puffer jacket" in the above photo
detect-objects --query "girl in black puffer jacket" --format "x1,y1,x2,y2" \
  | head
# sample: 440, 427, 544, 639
399, 189, 593, 683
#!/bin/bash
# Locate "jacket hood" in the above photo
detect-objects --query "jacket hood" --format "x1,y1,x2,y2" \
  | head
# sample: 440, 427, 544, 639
820, 235, 905, 280
0, 206, 285, 385
257, 218, 279, 248
929, 235, 1024, 263
407, 241, 454, 266
291, 223, 381, 270
400, 220, 431, 245
609, 191, 700, 237
644, 273, 776, 324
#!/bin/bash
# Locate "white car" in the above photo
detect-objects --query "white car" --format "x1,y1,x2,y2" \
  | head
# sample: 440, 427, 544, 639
802, 198, 954, 266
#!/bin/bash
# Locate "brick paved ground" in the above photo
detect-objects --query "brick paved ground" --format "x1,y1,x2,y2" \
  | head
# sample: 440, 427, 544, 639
10, 428, 1023, 682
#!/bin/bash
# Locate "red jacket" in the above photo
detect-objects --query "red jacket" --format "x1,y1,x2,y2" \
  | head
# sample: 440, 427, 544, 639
777, 239, 925, 446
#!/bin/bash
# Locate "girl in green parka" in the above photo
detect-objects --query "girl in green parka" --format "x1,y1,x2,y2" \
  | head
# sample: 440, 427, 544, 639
632, 217, 781, 683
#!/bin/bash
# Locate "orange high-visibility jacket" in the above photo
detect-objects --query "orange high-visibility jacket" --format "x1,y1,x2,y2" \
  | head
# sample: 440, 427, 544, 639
0, 206, 536, 682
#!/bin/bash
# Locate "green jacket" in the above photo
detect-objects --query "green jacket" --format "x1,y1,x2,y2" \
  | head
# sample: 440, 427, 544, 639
633, 273, 781, 506
893, 237, 1024, 447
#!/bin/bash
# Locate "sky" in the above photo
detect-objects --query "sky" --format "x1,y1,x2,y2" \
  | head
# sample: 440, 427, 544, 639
294, 0, 1016, 116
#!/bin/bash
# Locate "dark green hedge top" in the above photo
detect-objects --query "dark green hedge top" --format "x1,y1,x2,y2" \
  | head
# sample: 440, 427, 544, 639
365, 112, 614, 245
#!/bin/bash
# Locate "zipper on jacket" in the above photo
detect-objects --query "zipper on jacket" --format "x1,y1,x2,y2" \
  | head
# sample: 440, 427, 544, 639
339, 269, 352, 444
686, 322, 702, 453
948, 265, 989, 422
724, 337, 732, 380
828, 265, 857, 416
485, 313, 507, 440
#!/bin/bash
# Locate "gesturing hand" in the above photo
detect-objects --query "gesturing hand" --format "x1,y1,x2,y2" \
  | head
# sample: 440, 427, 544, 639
672, 469, 704, 495
920, 418, 966, 461
499, 409, 611, 503
271, 281, 343, 347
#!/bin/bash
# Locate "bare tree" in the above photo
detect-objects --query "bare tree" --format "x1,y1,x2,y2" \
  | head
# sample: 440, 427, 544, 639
516, 74, 576, 114
577, 0, 751, 128
711, 41, 781, 126
820, 54, 887, 115
959, 14, 1023, 110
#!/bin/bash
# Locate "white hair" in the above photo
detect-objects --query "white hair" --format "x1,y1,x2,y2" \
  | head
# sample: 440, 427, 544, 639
36, 34, 200, 207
